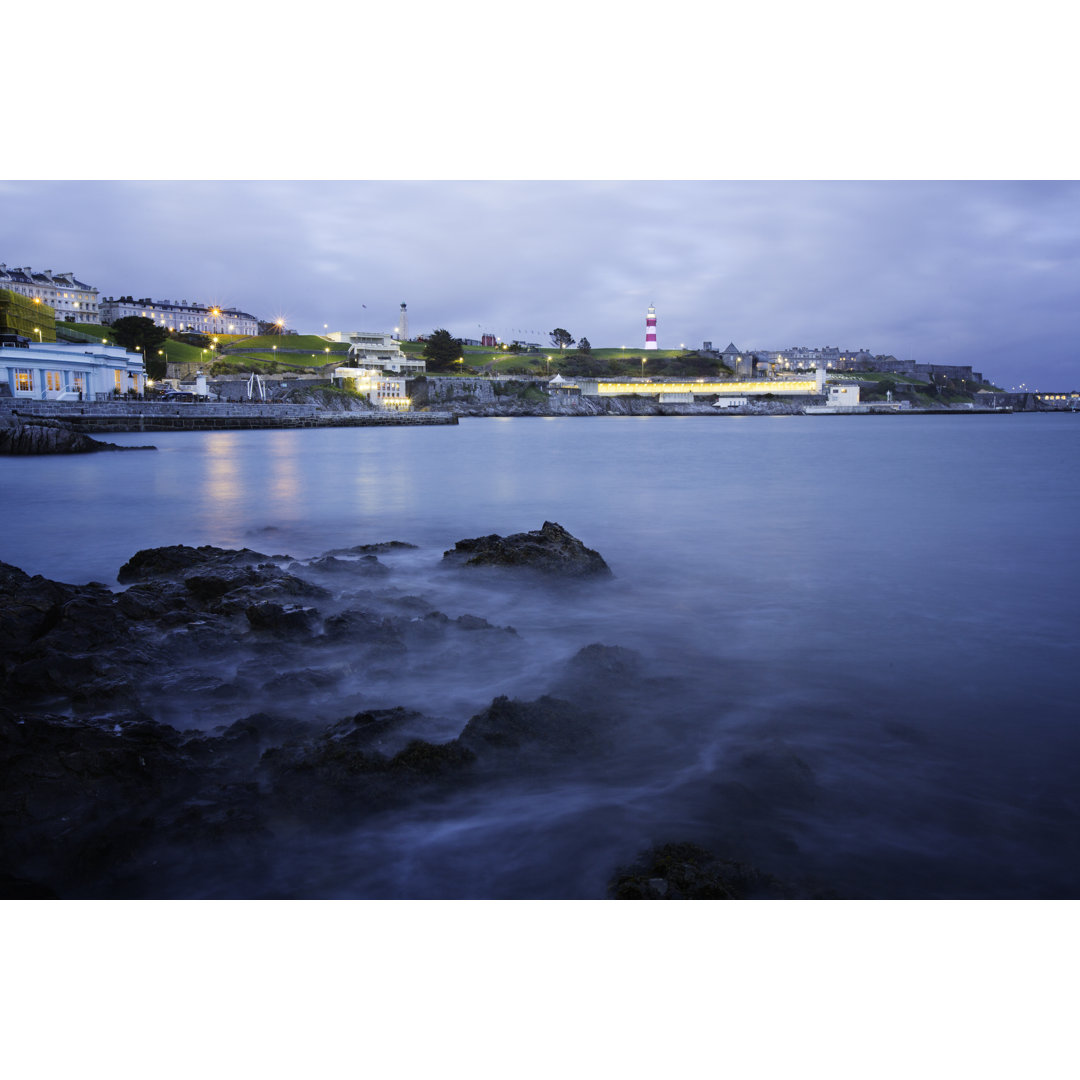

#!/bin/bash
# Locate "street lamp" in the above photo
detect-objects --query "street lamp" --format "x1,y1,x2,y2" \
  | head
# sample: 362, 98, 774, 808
33, 327, 42, 342
641, 356, 646, 379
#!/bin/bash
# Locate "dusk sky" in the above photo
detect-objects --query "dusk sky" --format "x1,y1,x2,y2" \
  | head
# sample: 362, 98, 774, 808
3, 180, 1077, 390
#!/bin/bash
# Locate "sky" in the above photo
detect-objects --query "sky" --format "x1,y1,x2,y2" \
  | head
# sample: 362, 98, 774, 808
2, 179, 1077, 389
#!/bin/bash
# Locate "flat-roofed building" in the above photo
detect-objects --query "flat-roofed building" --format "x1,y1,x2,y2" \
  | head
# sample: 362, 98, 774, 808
332, 366, 410, 409
1, 338, 146, 399
326, 329, 425, 374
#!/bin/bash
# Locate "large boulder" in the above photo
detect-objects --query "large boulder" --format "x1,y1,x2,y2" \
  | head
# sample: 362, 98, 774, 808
442, 521, 612, 578
117, 545, 279, 584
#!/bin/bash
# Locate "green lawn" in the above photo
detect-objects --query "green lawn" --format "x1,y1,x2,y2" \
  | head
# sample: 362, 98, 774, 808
221, 335, 348, 353
54, 322, 115, 342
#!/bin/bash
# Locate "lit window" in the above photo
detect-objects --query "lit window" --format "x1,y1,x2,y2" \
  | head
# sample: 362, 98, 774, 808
15, 369, 33, 391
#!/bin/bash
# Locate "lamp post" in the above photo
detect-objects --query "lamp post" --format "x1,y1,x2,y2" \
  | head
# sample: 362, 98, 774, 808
641, 356, 646, 380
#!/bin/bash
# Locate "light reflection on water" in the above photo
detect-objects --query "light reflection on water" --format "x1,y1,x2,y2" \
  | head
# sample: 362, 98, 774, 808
2, 414, 1079, 896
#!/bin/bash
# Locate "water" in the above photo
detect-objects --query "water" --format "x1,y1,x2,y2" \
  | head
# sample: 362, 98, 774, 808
3, 414, 1078, 897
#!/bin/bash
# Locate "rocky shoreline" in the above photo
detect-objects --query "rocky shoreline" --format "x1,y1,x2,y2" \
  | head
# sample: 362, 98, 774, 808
1, 522, 797, 899
0, 409, 155, 454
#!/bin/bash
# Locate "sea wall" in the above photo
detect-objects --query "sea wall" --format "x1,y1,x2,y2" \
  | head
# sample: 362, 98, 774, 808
4, 400, 456, 432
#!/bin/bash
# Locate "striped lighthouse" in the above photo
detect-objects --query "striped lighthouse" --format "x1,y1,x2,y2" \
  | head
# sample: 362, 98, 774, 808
645, 304, 658, 350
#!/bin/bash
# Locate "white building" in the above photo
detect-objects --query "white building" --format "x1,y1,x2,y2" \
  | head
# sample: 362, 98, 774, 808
326, 329, 425, 375
332, 366, 410, 409
2, 339, 146, 399
100, 297, 259, 337
827, 383, 861, 406
0, 265, 100, 324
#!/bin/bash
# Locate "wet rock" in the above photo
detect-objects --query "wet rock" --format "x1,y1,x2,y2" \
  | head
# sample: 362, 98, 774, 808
564, 643, 641, 679
117, 545, 281, 584
244, 602, 320, 637
454, 614, 516, 634
260, 719, 475, 819
114, 580, 193, 622
442, 521, 612, 578
320, 707, 428, 755
295, 555, 390, 577
324, 541, 418, 556
321, 608, 404, 646
458, 694, 601, 757
185, 563, 329, 607
0, 413, 154, 455
0, 562, 83, 652
609, 842, 786, 900
0, 708, 208, 888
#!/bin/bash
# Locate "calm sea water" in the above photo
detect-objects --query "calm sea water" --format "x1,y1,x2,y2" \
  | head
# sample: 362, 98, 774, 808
3, 414, 1079, 898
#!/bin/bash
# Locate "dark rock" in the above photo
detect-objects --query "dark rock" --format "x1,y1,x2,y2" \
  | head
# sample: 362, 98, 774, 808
296, 555, 390, 577
609, 842, 787, 900
0, 561, 82, 652
114, 580, 193, 622
0, 413, 154, 456
388, 739, 476, 779
244, 602, 320, 637
117, 545, 278, 584
324, 541, 418, 555
260, 718, 475, 819
323, 707, 429, 752
442, 521, 612, 578
458, 694, 600, 756
454, 614, 516, 634
321, 609, 404, 646
185, 563, 329, 606
0, 874, 58, 899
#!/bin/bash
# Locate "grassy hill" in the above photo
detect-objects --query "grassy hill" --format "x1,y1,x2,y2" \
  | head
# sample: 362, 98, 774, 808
220, 335, 348, 354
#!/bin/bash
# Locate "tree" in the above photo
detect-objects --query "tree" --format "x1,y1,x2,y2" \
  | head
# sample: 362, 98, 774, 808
550, 328, 574, 350
578, 336, 592, 354
110, 316, 170, 378
423, 328, 465, 372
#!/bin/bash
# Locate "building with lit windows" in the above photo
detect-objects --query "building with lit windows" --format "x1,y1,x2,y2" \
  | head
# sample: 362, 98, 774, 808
332, 366, 411, 409
571, 369, 827, 399
0, 265, 100, 324
100, 297, 259, 336
1, 338, 146, 399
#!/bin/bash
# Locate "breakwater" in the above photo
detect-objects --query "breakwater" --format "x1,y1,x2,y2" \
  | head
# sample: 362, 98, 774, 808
5, 401, 457, 432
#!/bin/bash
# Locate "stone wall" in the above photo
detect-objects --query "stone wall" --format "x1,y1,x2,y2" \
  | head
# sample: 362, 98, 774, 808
6, 400, 456, 432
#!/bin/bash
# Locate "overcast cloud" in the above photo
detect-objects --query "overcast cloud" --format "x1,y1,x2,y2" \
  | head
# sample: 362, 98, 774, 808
2, 180, 1076, 388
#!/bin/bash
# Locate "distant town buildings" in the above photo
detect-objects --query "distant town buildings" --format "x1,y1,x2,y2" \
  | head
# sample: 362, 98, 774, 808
719, 342, 754, 378
0, 265, 100, 324
100, 297, 259, 336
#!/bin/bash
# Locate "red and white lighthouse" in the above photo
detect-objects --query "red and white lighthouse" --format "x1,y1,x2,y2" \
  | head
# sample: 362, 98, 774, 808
645, 304, 658, 350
